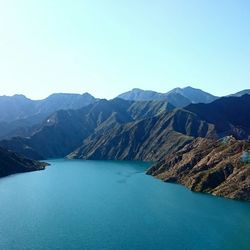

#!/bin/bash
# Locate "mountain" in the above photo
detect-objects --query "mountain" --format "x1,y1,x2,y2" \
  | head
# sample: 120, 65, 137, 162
186, 94, 250, 139
0, 93, 96, 139
166, 86, 218, 104
146, 136, 250, 201
117, 86, 217, 107
1, 93, 250, 200
5, 94, 248, 162
117, 88, 166, 101
68, 108, 215, 161
0, 99, 174, 159
163, 92, 191, 107
0, 93, 96, 123
0, 147, 48, 177
230, 89, 250, 97
0, 95, 35, 123
117, 88, 190, 107
34, 93, 96, 114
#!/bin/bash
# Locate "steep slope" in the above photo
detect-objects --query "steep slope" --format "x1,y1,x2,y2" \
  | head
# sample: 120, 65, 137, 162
186, 94, 250, 139
230, 89, 250, 97
0, 147, 48, 177
147, 137, 250, 201
117, 88, 166, 101
69, 109, 215, 161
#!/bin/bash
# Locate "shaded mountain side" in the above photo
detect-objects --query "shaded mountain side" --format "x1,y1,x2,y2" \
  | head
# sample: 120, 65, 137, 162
68, 109, 215, 161
146, 137, 250, 201
185, 94, 250, 139
0, 147, 48, 177
0, 99, 174, 159
0, 93, 96, 123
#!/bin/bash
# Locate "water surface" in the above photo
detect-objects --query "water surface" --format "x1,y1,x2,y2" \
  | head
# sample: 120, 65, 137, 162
0, 159, 249, 250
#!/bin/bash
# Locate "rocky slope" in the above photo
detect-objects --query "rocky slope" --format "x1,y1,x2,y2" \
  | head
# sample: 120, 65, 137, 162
69, 108, 215, 161
186, 94, 250, 139
147, 136, 250, 201
0, 147, 48, 177
117, 86, 218, 107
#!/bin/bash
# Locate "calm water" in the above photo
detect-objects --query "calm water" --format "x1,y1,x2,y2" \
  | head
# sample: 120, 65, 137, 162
0, 159, 250, 250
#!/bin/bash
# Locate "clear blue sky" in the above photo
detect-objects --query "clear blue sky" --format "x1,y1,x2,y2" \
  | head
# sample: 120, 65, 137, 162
0, 0, 249, 99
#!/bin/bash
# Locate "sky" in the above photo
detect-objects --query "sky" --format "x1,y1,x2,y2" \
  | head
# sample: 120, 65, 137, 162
0, 0, 249, 100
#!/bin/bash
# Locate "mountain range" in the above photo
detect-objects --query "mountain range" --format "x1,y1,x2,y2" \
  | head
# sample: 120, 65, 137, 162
0, 86, 250, 200
117, 86, 218, 107
0, 93, 96, 139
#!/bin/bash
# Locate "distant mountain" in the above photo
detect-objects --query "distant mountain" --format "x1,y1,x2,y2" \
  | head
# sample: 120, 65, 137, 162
117, 88, 190, 107
0, 99, 174, 159
34, 93, 96, 115
0, 95, 35, 123
230, 89, 250, 97
0, 147, 47, 177
146, 136, 250, 201
166, 86, 218, 104
117, 86, 217, 107
0, 93, 97, 139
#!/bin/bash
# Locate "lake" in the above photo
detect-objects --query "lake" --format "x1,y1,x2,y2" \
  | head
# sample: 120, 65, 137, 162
0, 159, 250, 250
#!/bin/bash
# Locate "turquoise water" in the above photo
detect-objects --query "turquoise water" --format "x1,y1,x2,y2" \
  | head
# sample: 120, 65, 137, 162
0, 159, 250, 250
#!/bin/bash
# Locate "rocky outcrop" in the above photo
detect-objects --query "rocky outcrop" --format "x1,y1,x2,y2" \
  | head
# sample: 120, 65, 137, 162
0, 147, 48, 177
147, 136, 250, 201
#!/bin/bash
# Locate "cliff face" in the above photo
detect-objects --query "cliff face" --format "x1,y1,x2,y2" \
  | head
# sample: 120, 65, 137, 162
0, 147, 48, 177
147, 137, 250, 201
